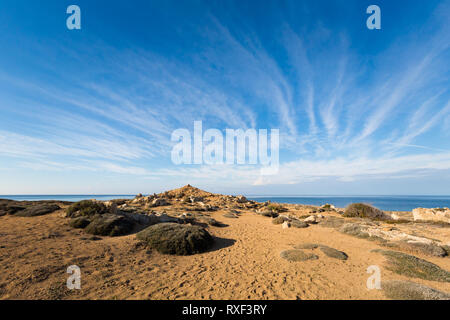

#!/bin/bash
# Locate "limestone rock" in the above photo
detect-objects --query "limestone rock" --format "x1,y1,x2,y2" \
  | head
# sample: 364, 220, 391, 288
304, 215, 318, 224
236, 195, 248, 203
151, 198, 168, 207
282, 221, 291, 229
412, 208, 450, 223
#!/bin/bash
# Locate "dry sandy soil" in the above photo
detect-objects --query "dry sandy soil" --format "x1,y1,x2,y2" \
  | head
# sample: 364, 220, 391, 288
0, 187, 449, 300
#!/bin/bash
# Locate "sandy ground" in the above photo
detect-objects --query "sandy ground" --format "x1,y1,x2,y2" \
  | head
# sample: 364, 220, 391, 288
0, 205, 449, 300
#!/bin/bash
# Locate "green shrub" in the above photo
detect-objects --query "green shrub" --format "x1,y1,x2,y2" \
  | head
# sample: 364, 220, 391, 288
69, 217, 91, 229
66, 200, 108, 217
267, 203, 287, 213
344, 203, 386, 219
136, 223, 214, 255
15, 204, 60, 217
85, 214, 134, 237
259, 210, 278, 218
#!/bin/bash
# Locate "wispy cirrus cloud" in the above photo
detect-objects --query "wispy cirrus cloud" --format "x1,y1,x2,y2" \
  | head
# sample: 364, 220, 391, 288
0, 0, 449, 194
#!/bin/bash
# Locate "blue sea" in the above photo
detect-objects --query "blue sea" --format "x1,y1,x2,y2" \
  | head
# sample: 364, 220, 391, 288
247, 196, 450, 212
0, 195, 136, 202
1, 194, 450, 212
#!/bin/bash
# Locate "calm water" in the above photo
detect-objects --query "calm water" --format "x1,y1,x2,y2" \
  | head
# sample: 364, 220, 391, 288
247, 196, 450, 211
0, 195, 135, 202
1, 194, 450, 211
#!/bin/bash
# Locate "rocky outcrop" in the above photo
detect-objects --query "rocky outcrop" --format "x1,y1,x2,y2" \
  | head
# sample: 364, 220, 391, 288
150, 198, 168, 207
412, 208, 450, 223
282, 221, 291, 229
236, 195, 248, 203
340, 222, 448, 257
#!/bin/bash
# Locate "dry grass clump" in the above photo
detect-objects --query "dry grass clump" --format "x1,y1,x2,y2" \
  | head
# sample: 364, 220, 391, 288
382, 280, 450, 300
415, 220, 450, 228
319, 246, 348, 260
280, 249, 318, 262
373, 249, 450, 282
294, 243, 320, 250
318, 216, 346, 228
383, 219, 411, 224
393, 241, 447, 257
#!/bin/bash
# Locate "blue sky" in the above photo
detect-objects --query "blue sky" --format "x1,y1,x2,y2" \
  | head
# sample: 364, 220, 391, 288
0, 0, 449, 195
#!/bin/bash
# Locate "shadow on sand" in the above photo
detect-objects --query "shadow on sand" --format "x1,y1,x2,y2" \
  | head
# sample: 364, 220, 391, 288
207, 236, 236, 252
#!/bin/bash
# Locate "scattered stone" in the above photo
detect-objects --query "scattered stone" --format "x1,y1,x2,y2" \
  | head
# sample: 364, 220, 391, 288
259, 210, 278, 218
189, 196, 204, 203
282, 221, 291, 229
318, 216, 346, 228
373, 249, 450, 282
412, 208, 450, 224
291, 220, 309, 228
304, 215, 318, 224
339, 223, 435, 247
84, 214, 135, 237
382, 280, 450, 300
236, 195, 248, 203
136, 223, 214, 255
280, 249, 319, 262
150, 198, 168, 207
321, 204, 336, 210
272, 216, 287, 225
